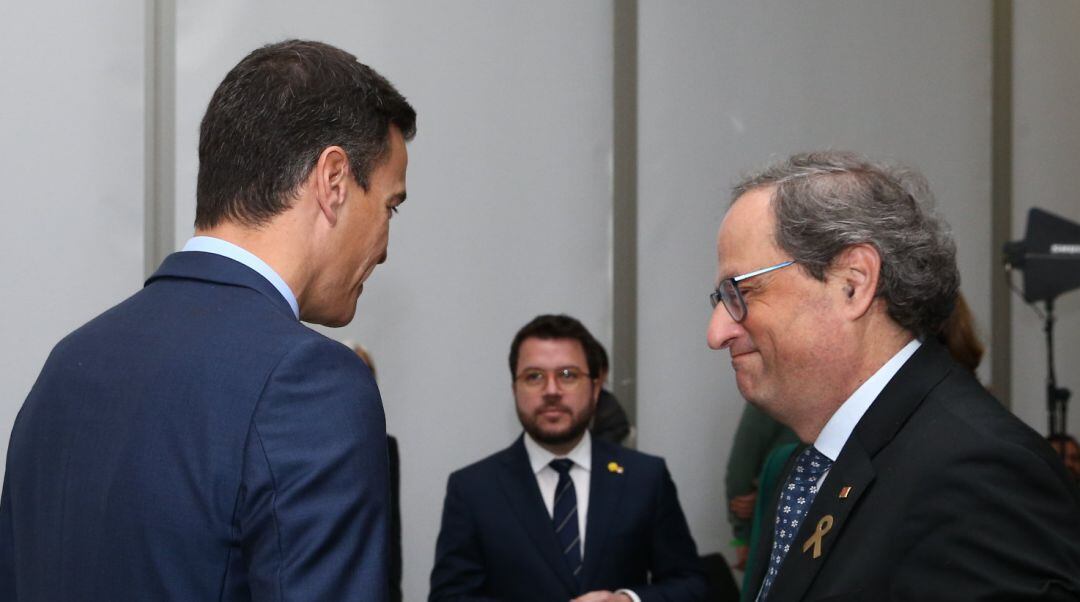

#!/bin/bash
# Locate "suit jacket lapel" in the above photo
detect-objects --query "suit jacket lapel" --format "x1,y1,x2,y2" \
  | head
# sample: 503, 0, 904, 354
496, 437, 578, 595
580, 441, 626, 587
767, 341, 952, 600
768, 440, 875, 601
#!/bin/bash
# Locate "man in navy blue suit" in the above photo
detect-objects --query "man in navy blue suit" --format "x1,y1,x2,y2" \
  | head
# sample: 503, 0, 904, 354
0, 40, 416, 601
430, 315, 706, 602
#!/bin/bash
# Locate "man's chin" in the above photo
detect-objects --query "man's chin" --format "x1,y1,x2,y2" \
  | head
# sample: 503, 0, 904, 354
301, 302, 358, 328
526, 423, 587, 447
734, 372, 759, 402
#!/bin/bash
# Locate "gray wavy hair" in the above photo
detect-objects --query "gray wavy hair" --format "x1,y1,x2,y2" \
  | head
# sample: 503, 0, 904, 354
731, 151, 958, 338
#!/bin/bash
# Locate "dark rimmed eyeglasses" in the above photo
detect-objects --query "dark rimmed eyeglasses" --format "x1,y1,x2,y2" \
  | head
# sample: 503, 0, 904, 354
709, 260, 795, 322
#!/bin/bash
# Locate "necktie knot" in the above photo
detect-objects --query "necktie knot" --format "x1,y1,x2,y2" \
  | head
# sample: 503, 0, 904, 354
550, 458, 574, 475
791, 446, 832, 485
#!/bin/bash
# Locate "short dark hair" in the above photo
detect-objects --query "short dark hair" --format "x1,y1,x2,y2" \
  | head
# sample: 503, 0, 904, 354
732, 151, 958, 339
509, 314, 602, 379
195, 39, 417, 229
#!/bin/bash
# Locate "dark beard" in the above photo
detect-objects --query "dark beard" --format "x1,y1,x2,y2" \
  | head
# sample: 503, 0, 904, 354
520, 407, 593, 447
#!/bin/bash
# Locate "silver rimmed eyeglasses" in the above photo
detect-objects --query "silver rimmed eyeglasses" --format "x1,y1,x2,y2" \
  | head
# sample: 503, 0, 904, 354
709, 260, 795, 322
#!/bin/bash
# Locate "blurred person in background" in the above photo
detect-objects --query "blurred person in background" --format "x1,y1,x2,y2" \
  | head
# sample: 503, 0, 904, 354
1048, 434, 1080, 485
724, 404, 797, 571
588, 338, 634, 447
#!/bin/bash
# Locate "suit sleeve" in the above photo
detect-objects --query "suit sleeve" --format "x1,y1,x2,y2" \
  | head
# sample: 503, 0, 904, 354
238, 338, 390, 602
892, 442, 1080, 600
429, 472, 503, 602
635, 461, 708, 602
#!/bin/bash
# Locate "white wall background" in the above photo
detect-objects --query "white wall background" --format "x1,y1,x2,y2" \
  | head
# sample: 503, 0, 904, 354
0, 1, 145, 483
1, 2, 1078, 599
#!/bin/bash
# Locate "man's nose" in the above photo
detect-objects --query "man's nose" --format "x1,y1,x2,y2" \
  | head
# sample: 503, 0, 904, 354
543, 373, 563, 395
707, 304, 744, 350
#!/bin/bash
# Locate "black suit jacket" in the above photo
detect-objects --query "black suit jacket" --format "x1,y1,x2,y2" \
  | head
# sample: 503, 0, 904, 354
430, 436, 706, 601
746, 341, 1080, 601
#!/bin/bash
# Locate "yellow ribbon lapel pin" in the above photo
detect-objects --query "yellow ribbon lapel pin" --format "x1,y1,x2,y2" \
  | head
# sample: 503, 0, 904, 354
802, 515, 834, 559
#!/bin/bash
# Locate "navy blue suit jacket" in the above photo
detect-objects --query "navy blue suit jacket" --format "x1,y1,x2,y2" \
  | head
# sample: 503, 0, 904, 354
0, 251, 390, 601
429, 436, 706, 601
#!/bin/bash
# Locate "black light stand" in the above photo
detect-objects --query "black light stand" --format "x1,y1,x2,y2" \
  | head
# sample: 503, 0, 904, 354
1004, 207, 1080, 437
1044, 297, 1073, 436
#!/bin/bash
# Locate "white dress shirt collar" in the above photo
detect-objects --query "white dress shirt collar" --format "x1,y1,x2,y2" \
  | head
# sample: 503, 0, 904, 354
181, 236, 300, 319
814, 338, 922, 461
523, 430, 592, 475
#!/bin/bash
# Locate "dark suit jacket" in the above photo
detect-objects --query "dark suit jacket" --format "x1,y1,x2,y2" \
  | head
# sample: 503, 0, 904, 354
429, 436, 706, 602
745, 341, 1080, 601
0, 251, 390, 601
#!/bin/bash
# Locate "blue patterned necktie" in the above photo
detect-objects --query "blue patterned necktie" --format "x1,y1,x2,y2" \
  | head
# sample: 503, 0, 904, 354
757, 446, 833, 601
549, 458, 583, 585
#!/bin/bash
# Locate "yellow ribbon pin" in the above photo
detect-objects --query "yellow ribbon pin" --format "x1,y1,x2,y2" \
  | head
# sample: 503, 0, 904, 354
607, 461, 624, 474
802, 515, 834, 559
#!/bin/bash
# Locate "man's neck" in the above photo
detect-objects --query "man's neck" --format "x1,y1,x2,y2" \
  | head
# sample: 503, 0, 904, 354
196, 220, 313, 303
794, 321, 915, 443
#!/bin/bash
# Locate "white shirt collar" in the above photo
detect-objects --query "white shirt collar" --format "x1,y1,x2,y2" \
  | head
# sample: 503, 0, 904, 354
523, 430, 592, 475
181, 236, 300, 319
813, 338, 922, 461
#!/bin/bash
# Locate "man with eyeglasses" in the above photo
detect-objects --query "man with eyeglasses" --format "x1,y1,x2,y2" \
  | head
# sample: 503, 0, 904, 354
430, 314, 707, 602
711, 151, 1080, 601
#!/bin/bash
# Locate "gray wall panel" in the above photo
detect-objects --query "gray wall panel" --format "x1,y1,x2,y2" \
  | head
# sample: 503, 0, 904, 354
0, 2, 145, 480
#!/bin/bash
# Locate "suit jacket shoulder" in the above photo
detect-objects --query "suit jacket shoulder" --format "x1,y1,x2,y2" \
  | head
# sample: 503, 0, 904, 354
0, 252, 389, 602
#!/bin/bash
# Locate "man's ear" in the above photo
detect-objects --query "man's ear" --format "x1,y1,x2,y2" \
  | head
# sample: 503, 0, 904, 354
313, 146, 351, 226
832, 243, 881, 319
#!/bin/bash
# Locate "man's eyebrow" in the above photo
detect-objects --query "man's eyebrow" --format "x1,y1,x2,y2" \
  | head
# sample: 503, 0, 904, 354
518, 364, 587, 372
